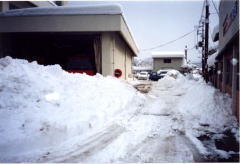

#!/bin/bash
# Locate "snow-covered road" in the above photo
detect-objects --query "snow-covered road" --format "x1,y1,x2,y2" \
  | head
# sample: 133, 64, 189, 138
42, 79, 201, 162
42, 76, 238, 162
0, 57, 238, 162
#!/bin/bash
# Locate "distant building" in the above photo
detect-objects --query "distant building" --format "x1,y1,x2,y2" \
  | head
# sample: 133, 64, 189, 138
208, 0, 239, 119
132, 66, 153, 74
151, 51, 185, 72
0, 5, 138, 79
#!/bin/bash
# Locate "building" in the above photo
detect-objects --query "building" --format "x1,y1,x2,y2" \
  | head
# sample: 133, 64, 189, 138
0, 1, 67, 12
151, 51, 185, 72
0, 5, 138, 79
208, 0, 239, 119
132, 66, 153, 74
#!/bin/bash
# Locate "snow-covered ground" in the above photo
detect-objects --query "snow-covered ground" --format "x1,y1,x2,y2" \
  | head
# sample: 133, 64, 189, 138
0, 57, 144, 162
0, 57, 239, 162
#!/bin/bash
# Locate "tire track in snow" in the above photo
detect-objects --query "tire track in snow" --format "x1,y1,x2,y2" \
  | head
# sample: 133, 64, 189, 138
43, 124, 125, 162
45, 79, 203, 162
137, 80, 203, 162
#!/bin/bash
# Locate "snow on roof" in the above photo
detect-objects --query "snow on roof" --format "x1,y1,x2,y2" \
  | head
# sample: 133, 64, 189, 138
209, 44, 218, 51
211, 25, 219, 42
0, 4, 123, 17
208, 51, 218, 67
151, 51, 184, 58
0, 4, 139, 56
132, 66, 153, 71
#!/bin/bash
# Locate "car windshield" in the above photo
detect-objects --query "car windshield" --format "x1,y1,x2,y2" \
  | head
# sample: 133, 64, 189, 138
140, 72, 147, 75
160, 71, 168, 74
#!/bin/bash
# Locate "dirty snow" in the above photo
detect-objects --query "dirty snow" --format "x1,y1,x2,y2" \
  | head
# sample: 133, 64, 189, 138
0, 57, 238, 162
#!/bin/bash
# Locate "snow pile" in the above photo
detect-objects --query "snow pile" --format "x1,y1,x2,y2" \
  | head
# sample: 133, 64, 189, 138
0, 56, 144, 162
133, 56, 153, 68
178, 76, 237, 133
177, 78, 238, 157
186, 71, 202, 81
166, 70, 182, 79
157, 73, 239, 157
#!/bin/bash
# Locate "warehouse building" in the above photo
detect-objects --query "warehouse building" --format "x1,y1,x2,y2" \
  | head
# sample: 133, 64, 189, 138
0, 5, 138, 79
151, 51, 185, 72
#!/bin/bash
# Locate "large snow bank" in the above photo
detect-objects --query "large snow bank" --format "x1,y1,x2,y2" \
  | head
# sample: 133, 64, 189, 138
157, 74, 238, 156
0, 56, 144, 162
166, 70, 182, 79
177, 77, 237, 129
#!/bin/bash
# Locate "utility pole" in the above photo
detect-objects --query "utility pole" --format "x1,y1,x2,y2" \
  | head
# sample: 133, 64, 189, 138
204, 0, 209, 82
185, 45, 188, 63
201, 21, 205, 78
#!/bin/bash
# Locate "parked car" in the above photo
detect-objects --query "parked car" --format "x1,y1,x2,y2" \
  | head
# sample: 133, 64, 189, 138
157, 69, 171, 78
137, 71, 149, 80
149, 72, 161, 81
134, 72, 140, 79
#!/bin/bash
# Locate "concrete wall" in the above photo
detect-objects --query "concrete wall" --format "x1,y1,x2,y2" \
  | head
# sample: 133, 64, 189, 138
0, 12, 138, 57
101, 32, 133, 79
126, 48, 133, 78
101, 33, 114, 76
120, 16, 138, 57
113, 33, 133, 79
153, 58, 183, 72
0, 15, 121, 33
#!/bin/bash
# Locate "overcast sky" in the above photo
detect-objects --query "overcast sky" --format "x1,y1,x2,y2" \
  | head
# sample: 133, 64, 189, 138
68, 0, 219, 63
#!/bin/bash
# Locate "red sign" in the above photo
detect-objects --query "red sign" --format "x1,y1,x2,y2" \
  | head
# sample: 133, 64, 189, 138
114, 69, 122, 78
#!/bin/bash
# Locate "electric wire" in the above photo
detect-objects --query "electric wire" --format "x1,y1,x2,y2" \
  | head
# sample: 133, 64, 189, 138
141, 29, 196, 51
211, 0, 219, 16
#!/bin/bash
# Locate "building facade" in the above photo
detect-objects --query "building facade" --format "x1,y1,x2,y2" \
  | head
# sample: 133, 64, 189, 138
152, 52, 185, 72
209, 0, 239, 119
0, 5, 138, 79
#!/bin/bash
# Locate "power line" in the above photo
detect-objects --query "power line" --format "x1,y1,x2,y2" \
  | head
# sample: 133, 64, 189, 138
211, 0, 219, 16
199, 0, 206, 25
141, 29, 196, 51
188, 46, 196, 51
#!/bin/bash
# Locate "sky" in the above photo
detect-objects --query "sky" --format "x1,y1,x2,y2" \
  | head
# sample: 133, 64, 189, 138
68, 0, 219, 63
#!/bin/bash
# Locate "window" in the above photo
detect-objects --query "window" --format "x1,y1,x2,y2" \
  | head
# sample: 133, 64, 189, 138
164, 58, 171, 63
